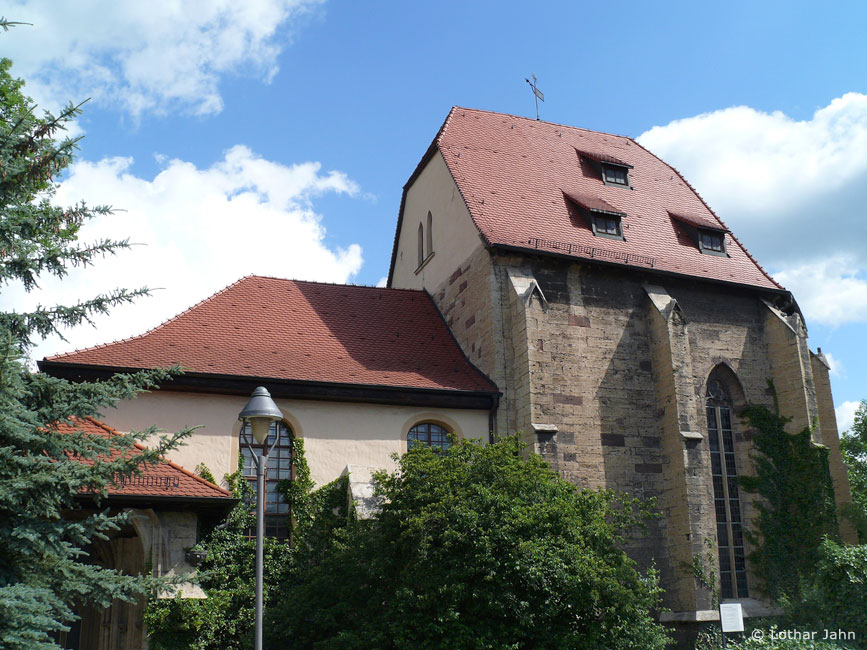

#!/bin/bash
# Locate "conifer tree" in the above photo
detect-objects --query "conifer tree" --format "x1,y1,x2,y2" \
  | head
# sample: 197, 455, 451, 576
0, 26, 189, 649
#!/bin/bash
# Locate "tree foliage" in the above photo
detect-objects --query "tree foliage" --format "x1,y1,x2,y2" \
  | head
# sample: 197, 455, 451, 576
738, 405, 839, 601
267, 435, 670, 650
840, 400, 867, 542
0, 45, 188, 648
143, 440, 342, 650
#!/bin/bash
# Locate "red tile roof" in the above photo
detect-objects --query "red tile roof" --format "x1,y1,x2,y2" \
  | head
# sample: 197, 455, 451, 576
563, 191, 626, 217
431, 107, 781, 291
58, 417, 232, 499
575, 148, 633, 168
45, 277, 497, 393
668, 210, 728, 232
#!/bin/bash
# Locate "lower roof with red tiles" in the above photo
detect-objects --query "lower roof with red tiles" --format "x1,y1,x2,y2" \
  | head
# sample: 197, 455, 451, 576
41, 277, 498, 396
390, 107, 784, 293
61, 416, 233, 501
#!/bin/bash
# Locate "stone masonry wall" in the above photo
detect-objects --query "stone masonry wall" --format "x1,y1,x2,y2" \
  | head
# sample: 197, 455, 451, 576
429, 245, 850, 613
811, 352, 858, 543
492, 255, 781, 613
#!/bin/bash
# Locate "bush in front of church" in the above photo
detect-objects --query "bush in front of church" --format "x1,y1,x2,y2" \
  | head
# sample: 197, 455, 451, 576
266, 434, 670, 650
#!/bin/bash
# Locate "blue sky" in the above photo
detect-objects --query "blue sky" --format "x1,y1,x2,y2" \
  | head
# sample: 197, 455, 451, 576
3, 0, 866, 429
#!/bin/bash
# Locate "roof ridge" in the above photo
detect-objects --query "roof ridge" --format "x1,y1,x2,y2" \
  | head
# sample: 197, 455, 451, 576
630, 138, 784, 290
83, 416, 232, 497
451, 105, 634, 142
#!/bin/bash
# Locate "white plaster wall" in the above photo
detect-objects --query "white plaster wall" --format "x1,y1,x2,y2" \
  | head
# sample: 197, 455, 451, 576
391, 150, 485, 291
102, 391, 489, 487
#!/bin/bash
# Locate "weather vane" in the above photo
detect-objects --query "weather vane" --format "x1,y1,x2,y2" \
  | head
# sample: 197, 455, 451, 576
524, 74, 544, 121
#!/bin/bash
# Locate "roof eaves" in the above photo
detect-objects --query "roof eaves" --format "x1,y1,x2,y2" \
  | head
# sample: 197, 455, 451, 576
489, 241, 788, 296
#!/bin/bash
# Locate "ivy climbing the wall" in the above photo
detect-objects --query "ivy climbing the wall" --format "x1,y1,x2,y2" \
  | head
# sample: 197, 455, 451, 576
738, 403, 839, 601
144, 438, 351, 650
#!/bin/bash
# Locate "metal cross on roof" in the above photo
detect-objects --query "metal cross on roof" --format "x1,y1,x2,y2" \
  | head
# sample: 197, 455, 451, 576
524, 73, 544, 121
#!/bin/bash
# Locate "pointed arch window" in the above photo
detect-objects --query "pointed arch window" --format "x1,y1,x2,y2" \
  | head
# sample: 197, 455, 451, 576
417, 222, 425, 268
241, 420, 293, 538
426, 211, 433, 258
706, 378, 749, 599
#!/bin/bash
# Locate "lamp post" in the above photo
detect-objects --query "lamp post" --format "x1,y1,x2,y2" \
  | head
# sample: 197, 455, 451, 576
238, 386, 283, 650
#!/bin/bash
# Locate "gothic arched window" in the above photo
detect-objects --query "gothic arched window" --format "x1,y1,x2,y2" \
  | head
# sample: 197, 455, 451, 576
417, 222, 425, 268
241, 420, 293, 538
706, 377, 749, 599
408, 422, 451, 452
426, 211, 433, 258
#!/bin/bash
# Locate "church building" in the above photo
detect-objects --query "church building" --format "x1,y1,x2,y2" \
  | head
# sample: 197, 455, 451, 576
41, 107, 856, 633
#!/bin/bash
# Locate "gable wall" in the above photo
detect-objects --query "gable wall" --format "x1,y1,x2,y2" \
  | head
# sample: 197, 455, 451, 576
390, 149, 485, 292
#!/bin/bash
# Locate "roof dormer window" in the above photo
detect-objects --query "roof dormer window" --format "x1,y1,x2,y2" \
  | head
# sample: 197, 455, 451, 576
601, 163, 630, 187
669, 211, 728, 257
592, 214, 622, 238
563, 191, 626, 241
576, 149, 633, 189
699, 229, 726, 255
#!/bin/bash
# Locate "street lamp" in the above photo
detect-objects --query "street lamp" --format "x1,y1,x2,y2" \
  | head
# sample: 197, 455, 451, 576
238, 386, 283, 650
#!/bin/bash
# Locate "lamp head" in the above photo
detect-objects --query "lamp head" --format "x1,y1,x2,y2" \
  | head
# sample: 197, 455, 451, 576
239, 386, 282, 444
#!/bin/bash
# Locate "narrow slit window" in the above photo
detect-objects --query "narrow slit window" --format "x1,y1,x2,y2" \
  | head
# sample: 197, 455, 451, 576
706, 379, 749, 599
426, 211, 433, 257
417, 222, 424, 267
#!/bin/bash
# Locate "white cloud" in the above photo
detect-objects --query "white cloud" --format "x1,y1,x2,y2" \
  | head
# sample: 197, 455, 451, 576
836, 400, 861, 434
3, 0, 322, 117
822, 350, 844, 379
773, 258, 867, 327
1, 147, 362, 362
376, 276, 388, 288
638, 93, 867, 326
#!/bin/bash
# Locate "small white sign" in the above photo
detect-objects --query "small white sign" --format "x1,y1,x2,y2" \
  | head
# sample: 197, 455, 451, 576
720, 603, 744, 633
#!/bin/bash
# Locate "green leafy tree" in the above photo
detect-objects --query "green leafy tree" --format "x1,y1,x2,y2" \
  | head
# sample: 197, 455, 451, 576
840, 400, 867, 541
739, 405, 839, 601
0, 40, 188, 648
267, 435, 670, 650
145, 441, 342, 650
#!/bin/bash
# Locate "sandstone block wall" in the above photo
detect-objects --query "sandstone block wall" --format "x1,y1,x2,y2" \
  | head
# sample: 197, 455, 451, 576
427, 244, 854, 613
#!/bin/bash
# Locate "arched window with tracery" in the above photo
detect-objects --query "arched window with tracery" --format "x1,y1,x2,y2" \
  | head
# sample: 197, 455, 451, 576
241, 420, 293, 538
408, 422, 452, 452
706, 375, 749, 599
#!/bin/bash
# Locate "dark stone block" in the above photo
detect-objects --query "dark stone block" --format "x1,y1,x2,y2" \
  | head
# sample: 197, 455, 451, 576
553, 393, 583, 406
635, 463, 663, 474
601, 433, 625, 447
